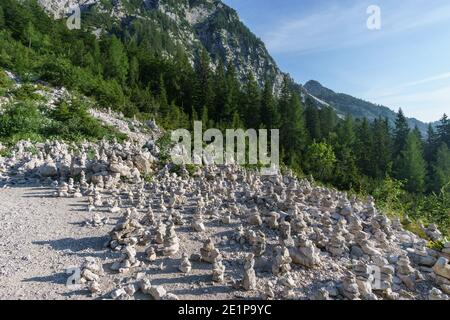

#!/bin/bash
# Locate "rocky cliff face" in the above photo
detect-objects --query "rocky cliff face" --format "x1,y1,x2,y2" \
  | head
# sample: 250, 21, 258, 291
37, 0, 285, 91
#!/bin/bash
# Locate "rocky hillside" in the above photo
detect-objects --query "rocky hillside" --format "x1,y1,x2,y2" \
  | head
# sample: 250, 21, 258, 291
37, 0, 285, 90
304, 80, 431, 134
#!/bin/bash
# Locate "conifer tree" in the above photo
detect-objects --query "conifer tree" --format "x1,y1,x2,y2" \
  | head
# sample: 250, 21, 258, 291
193, 48, 214, 118
305, 98, 321, 141
242, 72, 261, 129
157, 74, 169, 118
372, 118, 392, 178
355, 118, 373, 177
102, 35, 129, 85
260, 79, 280, 129
397, 132, 427, 193
393, 108, 410, 158
433, 143, 450, 192
437, 114, 450, 147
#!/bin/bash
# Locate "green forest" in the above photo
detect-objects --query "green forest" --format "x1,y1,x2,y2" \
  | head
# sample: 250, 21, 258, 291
0, 0, 449, 238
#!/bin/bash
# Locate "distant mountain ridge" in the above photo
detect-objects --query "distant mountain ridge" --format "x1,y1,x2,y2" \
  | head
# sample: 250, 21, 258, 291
303, 80, 432, 134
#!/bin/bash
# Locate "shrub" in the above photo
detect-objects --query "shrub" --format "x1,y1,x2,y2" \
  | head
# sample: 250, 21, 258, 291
0, 101, 46, 138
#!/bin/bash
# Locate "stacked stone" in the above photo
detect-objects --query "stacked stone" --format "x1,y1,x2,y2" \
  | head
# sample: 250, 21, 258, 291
326, 227, 348, 257
265, 211, 280, 229
111, 245, 140, 273
433, 257, 450, 295
252, 231, 266, 257
200, 239, 222, 264
290, 233, 321, 268
179, 253, 192, 273
247, 207, 262, 226
340, 272, 361, 300
278, 273, 296, 299
155, 220, 166, 244
279, 220, 294, 246
191, 207, 206, 232
163, 222, 180, 256
141, 206, 155, 226
109, 217, 146, 250
272, 246, 292, 276
352, 263, 377, 300
74, 257, 104, 295
320, 211, 333, 235
242, 253, 257, 291
212, 260, 226, 283
396, 254, 416, 290
422, 223, 443, 241
145, 246, 157, 262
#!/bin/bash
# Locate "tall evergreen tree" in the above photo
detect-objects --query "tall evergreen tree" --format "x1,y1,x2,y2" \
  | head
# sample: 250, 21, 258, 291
432, 143, 450, 192
397, 132, 427, 193
433, 143, 450, 192
102, 35, 129, 85
332, 115, 359, 190
280, 90, 308, 166
305, 98, 321, 141
319, 106, 337, 141
437, 114, 450, 147
222, 63, 240, 125
157, 74, 169, 118
242, 72, 261, 129
193, 48, 214, 118
355, 118, 373, 177
260, 79, 280, 129
393, 108, 410, 158
371, 118, 392, 178
0, 6, 5, 29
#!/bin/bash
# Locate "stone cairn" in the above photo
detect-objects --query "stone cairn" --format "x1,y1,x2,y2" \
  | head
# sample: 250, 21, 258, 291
1, 135, 449, 300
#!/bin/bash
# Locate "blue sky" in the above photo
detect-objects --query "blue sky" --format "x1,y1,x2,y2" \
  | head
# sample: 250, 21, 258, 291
222, 0, 450, 123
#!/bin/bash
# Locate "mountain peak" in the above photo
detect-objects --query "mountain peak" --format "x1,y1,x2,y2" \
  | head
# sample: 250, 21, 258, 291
304, 80, 336, 96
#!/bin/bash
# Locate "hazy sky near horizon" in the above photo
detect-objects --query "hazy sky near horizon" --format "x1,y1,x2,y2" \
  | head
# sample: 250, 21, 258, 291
222, 0, 450, 123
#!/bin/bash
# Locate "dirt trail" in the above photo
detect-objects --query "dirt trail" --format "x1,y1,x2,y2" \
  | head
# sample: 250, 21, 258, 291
0, 187, 118, 300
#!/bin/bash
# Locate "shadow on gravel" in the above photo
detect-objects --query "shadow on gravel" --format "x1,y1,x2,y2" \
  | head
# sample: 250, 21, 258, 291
23, 272, 67, 285
170, 284, 231, 296
22, 193, 55, 198
33, 236, 109, 253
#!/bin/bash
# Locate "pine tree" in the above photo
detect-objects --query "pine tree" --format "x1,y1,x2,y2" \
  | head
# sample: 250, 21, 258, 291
432, 143, 450, 192
319, 106, 337, 141
331, 115, 359, 190
102, 35, 129, 85
371, 118, 392, 178
222, 62, 240, 125
157, 74, 169, 119
355, 118, 373, 177
305, 97, 321, 141
25, 21, 38, 49
393, 108, 410, 158
128, 56, 139, 87
242, 72, 261, 129
193, 48, 214, 118
425, 124, 439, 164
260, 79, 280, 129
0, 6, 5, 29
397, 132, 427, 193
280, 91, 308, 166
436, 114, 450, 147
211, 59, 227, 123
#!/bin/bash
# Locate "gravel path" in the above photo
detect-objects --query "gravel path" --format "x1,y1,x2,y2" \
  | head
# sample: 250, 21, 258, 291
0, 187, 118, 300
